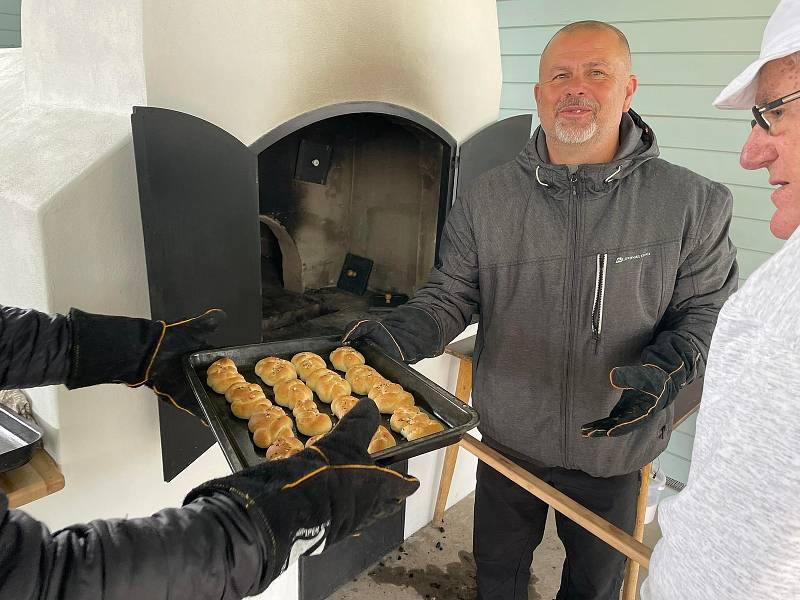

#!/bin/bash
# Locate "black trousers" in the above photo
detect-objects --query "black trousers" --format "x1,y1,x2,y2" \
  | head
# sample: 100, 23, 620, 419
473, 451, 639, 600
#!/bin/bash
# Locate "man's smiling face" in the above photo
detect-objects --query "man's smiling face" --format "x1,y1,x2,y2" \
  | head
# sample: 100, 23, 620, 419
534, 27, 636, 150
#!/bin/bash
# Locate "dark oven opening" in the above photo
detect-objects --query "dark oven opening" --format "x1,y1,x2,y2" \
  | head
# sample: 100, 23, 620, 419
256, 111, 452, 341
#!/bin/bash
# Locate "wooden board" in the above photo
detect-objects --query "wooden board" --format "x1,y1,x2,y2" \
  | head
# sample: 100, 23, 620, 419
0, 448, 65, 509
444, 335, 477, 361
461, 433, 652, 568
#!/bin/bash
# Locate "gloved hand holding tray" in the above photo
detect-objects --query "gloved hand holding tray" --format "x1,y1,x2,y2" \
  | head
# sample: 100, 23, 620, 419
184, 335, 479, 470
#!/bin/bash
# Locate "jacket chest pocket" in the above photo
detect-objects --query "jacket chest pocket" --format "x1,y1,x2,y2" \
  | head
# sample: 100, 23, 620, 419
585, 246, 665, 351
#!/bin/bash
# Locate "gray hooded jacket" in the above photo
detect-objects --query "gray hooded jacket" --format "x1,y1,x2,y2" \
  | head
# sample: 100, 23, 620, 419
406, 111, 738, 477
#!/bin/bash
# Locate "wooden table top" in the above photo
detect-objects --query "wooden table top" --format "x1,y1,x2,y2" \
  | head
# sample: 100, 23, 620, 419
0, 448, 65, 509
445, 335, 701, 428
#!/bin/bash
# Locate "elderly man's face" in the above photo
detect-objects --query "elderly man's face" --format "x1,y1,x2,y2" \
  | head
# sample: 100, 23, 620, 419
740, 56, 800, 239
534, 28, 636, 150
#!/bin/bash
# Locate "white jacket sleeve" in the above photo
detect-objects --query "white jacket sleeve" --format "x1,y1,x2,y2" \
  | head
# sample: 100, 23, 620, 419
641, 230, 800, 600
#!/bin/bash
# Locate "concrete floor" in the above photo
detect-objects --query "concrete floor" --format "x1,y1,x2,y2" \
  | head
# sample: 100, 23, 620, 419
330, 492, 662, 600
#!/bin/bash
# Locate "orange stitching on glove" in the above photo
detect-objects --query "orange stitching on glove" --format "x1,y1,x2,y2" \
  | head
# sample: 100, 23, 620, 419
281, 464, 419, 491
128, 308, 223, 388
342, 320, 370, 343
376, 323, 406, 361
152, 386, 209, 426
307, 445, 330, 464
165, 308, 223, 329
602, 362, 686, 436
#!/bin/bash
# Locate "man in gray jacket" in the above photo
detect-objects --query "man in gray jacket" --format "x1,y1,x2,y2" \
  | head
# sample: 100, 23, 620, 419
344, 20, 738, 600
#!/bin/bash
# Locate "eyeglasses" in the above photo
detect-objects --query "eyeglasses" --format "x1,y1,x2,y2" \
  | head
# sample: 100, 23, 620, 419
751, 89, 800, 131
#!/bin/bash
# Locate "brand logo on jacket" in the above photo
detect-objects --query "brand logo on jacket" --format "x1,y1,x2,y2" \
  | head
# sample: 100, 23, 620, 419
615, 252, 651, 264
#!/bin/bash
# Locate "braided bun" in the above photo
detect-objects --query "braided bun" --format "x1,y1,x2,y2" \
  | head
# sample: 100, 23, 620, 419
291, 352, 327, 380
373, 389, 415, 414
252, 415, 294, 448
345, 365, 385, 395
368, 425, 397, 453
400, 413, 444, 441
207, 357, 236, 374
248, 406, 286, 432
231, 395, 272, 419
330, 346, 366, 372
331, 395, 359, 419
291, 396, 318, 417
207, 369, 246, 394
295, 409, 333, 437
273, 379, 313, 409
315, 373, 352, 404
390, 405, 423, 433
404, 419, 444, 441
255, 357, 297, 386
306, 368, 337, 392
225, 383, 267, 404
266, 436, 304, 460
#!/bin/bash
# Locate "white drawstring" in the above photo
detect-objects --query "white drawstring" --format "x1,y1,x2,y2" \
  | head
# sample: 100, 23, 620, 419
535, 165, 549, 187
604, 165, 622, 183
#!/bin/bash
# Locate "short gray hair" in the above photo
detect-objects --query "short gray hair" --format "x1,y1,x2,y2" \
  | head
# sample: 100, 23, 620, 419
542, 21, 631, 72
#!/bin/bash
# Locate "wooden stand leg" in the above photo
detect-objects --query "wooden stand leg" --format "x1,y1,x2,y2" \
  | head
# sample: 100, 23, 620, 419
431, 358, 473, 526
621, 462, 653, 600
460, 434, 652, 568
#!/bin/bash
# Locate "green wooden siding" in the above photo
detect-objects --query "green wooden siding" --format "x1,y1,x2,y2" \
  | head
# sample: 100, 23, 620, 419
0, 0, 20, 48
497, 0, 781, 483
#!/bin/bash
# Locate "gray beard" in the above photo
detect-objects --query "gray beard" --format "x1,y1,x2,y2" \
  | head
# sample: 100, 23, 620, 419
553, 118, 599, 145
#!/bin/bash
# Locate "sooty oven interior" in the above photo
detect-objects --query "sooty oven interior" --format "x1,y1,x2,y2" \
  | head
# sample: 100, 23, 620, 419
256, 111, 450, 339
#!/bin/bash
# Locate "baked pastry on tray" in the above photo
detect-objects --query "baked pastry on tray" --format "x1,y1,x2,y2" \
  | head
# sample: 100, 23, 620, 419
255, 357, 298, 386
266, 436, 304, 460
291, 352, 327, 380
345, 365, 386, 395
368, 425, 397, 453
330, 346, 366, 372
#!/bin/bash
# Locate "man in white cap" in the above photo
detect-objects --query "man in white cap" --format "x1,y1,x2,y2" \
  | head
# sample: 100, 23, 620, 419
640, 0, 800, 597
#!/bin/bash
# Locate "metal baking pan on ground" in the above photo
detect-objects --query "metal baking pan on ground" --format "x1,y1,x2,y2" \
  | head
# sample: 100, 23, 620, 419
0, 404, 42, 473
185, 335, 479, 470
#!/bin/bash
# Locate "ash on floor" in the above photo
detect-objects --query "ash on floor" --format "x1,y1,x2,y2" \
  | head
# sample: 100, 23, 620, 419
329, 491, 566, 600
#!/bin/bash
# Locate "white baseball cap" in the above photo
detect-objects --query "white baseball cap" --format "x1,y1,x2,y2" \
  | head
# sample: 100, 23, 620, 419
714, 0, 800, 109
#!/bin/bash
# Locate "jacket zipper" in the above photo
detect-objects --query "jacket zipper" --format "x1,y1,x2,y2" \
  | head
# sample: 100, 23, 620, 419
563, 174, 580, 469
591, 253, 608, 352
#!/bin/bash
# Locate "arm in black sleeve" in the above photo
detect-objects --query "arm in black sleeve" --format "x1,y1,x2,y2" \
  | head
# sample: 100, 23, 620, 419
0, 304, 222, 418
0, 491, 270, 600
0, 306, 72, 388
0, 305, 163, 390
642, 182, 739, 384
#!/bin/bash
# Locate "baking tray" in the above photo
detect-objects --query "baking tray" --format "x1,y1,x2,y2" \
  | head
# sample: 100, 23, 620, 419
185, 335, 479, 470
0, 404, 42, 473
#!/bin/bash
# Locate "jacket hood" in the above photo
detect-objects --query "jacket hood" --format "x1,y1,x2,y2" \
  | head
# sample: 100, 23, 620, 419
520, 109, 659, 199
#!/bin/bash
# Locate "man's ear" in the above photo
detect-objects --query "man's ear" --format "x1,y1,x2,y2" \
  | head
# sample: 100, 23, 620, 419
534, 82, 541, 106
622, 74, 638, 112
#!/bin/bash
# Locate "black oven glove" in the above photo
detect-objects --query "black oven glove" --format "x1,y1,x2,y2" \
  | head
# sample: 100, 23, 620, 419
341, 305, 442, 364
581, 336, 697, 437
65, 308, 226, 420
185, 398, 420, 588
